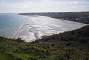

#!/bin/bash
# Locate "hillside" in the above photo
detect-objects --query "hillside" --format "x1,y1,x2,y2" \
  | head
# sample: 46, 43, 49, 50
0, 25, 89, 60
37, 25, 89, 49
20, 12, 89, 24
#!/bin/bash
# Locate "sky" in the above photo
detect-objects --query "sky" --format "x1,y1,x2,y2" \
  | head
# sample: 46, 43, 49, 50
0, 0, 89, 13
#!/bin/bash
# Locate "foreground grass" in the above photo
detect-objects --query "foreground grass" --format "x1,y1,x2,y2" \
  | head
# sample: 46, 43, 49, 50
0, 25, 89, 60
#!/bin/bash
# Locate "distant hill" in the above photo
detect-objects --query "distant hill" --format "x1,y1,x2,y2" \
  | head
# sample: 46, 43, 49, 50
20, 12, 89, 24
0, 25, 89, 60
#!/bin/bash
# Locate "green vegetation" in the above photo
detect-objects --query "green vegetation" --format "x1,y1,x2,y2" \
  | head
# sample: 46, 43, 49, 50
0, 25, 89, 60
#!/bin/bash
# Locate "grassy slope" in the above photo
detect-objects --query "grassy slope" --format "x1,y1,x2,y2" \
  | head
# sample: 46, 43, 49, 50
0, 25, 89, 60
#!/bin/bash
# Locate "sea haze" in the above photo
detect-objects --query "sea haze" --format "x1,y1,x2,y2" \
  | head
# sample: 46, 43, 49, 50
0, 13, 87, 42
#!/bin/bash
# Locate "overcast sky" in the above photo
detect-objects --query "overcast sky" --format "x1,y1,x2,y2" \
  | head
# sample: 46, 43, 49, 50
0, 0, 89, 13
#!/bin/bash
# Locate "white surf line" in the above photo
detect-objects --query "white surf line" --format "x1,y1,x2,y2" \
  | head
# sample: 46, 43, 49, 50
13, 23, 30, 39
13, 23, 40, 39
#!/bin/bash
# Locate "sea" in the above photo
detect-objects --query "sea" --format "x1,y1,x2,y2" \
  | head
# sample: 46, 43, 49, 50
0, 13, 86, 42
